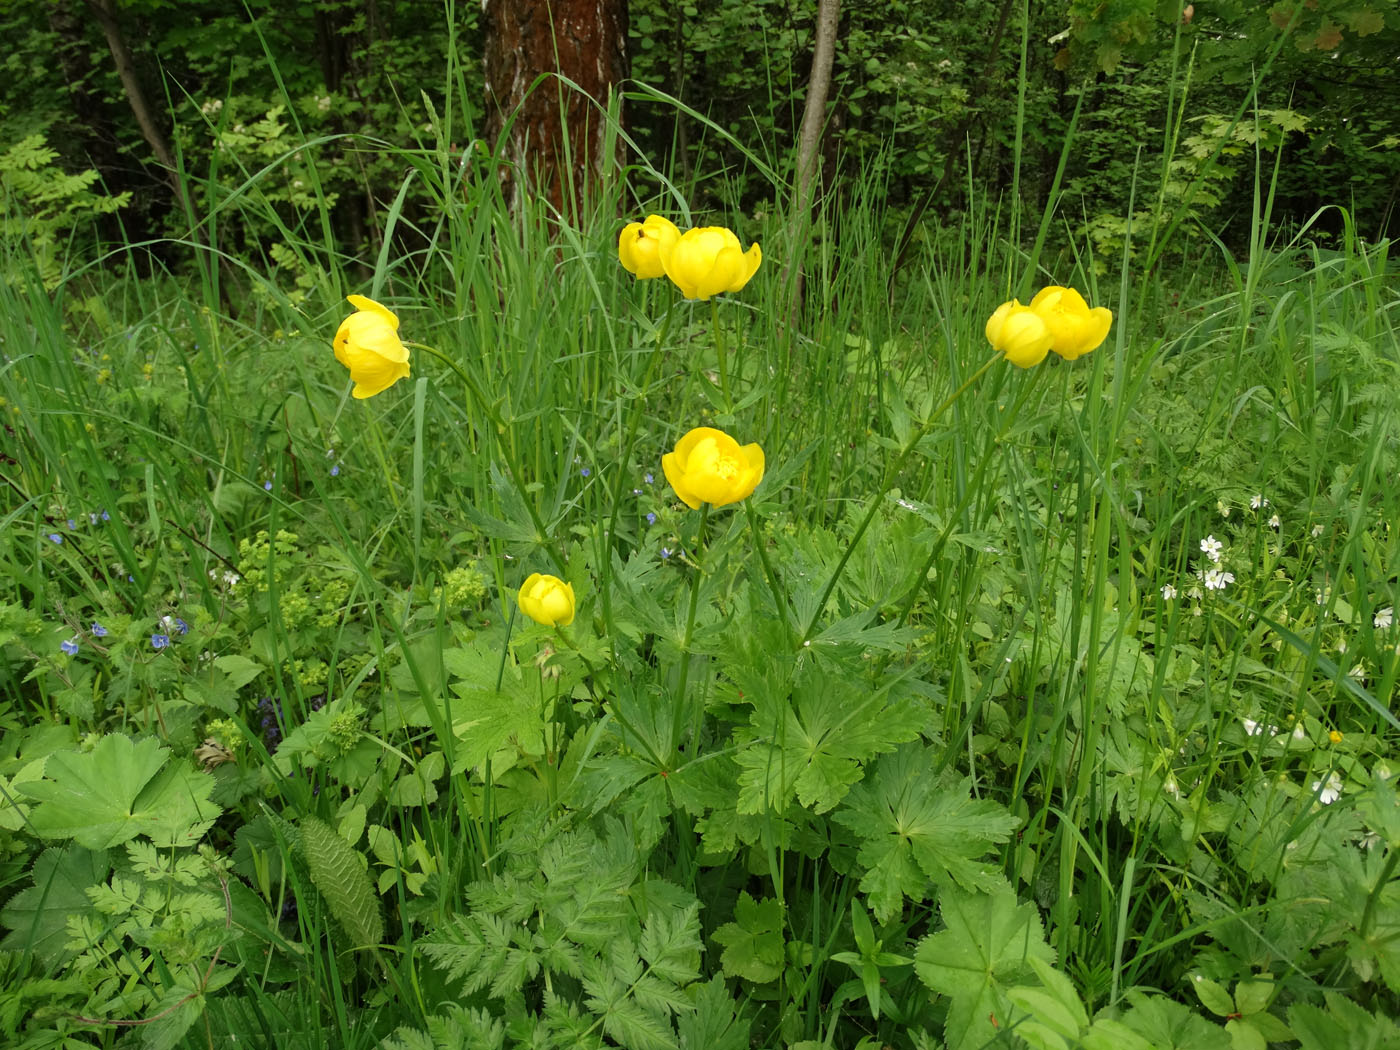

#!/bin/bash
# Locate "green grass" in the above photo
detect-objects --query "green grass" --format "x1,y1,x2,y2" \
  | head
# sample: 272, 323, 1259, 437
1, 44, 1399, 1050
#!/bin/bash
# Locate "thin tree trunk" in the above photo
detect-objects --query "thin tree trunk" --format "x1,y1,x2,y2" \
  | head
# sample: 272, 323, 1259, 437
482, 0, 629, 221
83, 0, 192, 221
786, 0, 842, 325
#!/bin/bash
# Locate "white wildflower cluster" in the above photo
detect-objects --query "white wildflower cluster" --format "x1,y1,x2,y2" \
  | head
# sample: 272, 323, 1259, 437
1194, 534, 1234, 592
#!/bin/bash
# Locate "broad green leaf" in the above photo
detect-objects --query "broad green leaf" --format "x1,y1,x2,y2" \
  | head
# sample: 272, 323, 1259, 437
1113, 990, 1233, 1050
1190, 974, 1236, 1016
1289, 993, 1400, 1050
735, 668, 922, 815
1225, 1017, 1267, 1050
834, 744, 1019, 922
1233, 976, 1274, 1016
914, 882, 1055, 1050
19, 735, 216, 848
712, 892, 784, 984
0, 845, 109, 966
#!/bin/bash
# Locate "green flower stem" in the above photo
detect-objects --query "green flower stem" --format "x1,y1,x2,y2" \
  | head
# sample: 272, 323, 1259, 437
672, 502, 711, 757
411, 341, 565, 575
709, 298, 731, 411
600, 298, 677, 629
745, 499, 793, 643
1359, 830, 1400, 941
801, 351, 1007, 644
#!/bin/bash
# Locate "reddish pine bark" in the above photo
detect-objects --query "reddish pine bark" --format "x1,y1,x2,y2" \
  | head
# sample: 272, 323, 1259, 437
482, 0, 628, 218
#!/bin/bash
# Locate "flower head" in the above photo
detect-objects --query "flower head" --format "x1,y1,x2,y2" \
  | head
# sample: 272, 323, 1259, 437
662, 427, 765, 509
1376, 607, 1394, 630
60, 638, 80, 655
518, 573, 576, 627
1312, 771, 1343, 805
659, 226, 762, 300
333, 295, 410, 399
618, 215, 681, 280
1027, 286, 1113, 360
151, 633, 171, 650
985, 300, 1053, 368
91, 622, 108, 637
1200, 535, 1223, 563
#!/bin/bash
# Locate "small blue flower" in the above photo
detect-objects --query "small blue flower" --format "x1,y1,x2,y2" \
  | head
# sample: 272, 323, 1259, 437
174, 618, 189, 635
60, 638, 80, 655
101, 510, 110, 521
646, 513, 657, 525
47, 533, 62, 544
151, 633, 170, 650
67, 519, 76, 530
91, 622, 108, 637
644, 473, 654, 484
330, 465, 340, 477
661, 547, 672, 559
264, 480, 273, 491
581, 467, 591, 478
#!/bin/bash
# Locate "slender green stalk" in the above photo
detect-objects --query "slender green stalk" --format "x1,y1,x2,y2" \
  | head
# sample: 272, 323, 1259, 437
709, 298, 732, 411
803, 350, 1006, 643
672, 502, 711, 756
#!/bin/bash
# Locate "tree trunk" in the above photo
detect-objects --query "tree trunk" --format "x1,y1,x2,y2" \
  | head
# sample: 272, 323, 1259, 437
83, 0, 192, 223
786, 0, 842, 324
482, 0, 629, 220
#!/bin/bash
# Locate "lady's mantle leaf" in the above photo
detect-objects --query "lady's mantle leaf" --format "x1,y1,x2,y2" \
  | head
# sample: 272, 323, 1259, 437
18, 735, 219, 849
914, 882, 1054, 1050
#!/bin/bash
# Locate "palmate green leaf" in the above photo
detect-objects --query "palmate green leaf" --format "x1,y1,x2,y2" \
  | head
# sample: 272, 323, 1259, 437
914, 882, 1055, 1050
1101, 990, 1233, 1050
0, 845, 109, 966
734, 667, 923, 815
18, 735, 219, 849
711, 892, 784, 984
834, 744, 1020, 923
1290, 992, 1400, 1050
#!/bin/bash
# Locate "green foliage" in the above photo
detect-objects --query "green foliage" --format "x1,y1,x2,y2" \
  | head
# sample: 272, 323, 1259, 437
299, 814, 383, 950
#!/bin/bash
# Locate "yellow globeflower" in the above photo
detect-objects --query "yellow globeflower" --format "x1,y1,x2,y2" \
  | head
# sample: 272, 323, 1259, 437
662, 427, 765, 510
518, 573, 575, 627
659, 226, 762, 300
618, 214, 681, 279
333, 295, 410, 398
1028, 286, 1113, 360
985, 299, 1053, 368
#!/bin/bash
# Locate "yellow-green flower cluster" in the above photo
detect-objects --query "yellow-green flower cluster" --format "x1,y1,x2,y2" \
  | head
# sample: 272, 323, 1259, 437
618, 215, 762, 301
985, 286, 1113, 368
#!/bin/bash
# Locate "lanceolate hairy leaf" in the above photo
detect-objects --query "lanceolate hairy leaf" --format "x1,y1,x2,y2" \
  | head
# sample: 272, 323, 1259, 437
299, 815, 383, 950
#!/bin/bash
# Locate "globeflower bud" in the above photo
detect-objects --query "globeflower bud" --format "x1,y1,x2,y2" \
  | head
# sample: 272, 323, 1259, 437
1028, 286, 1113, 360
618, 215, 681, 279
662, 426, 765, 509
517, 573, 576, 627
659, 226, 762, 300
985, 300, 1053, 368
333, 295, 411, 398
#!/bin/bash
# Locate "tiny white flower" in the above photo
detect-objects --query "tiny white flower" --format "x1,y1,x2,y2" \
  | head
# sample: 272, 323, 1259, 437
1242, 717, 1264, 736
1360, 830, 1383, 851
1311, 524, 1325, 538
1338, 638, 1348, 654
1349, 663, 1367, 681
1161, 584, 1178, 601
1376, 607, 1394, 630
1200, 535, 1224, 562
1187, 586, 1204, 601
1292, 723, 1307, 741
1311, 771, 1344, 805
1218, 500, 1231, 518
1250, 494, 1269, 510
1202, 568, 1235, 591
1268, 514, 1280, 529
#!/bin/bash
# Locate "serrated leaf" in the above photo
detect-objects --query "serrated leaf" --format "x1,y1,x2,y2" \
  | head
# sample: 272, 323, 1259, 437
213, 654, 263, 691
1225, 1017, 1267, 1050
18, 735, 219, 848
300, 815, 383, 949
712, 892, 784, 983
0, 845, 109, 965
677, 976, 750, 1050
1190, 974, 1235, 1016
1113, 990, 1233, 1050
735, 669, 922, 815
1289, 992, 1400, 1050
834, 744, 1019, 922
1232, 976, 1274, 1015
914, 882, 1055, 1050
